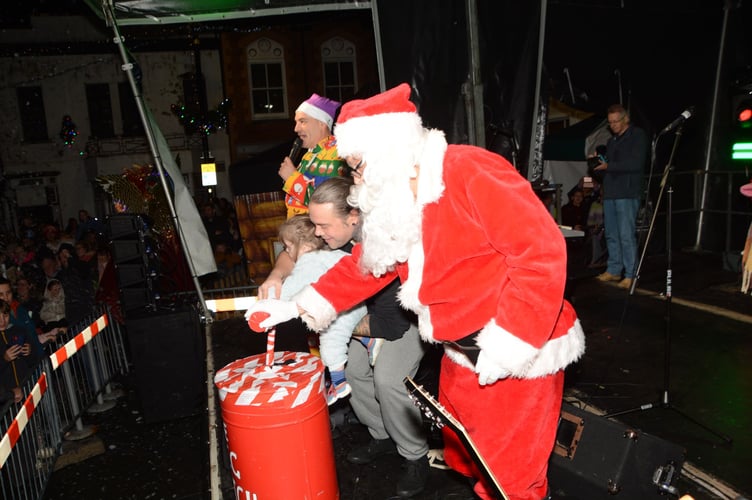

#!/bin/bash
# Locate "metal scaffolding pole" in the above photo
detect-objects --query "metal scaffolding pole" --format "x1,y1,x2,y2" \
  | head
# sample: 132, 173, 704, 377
465, 0, 485, 148
694, 1, 732, 250
101, 0, 210, 318
527, 0, 548, 180
370, 1, 386, 92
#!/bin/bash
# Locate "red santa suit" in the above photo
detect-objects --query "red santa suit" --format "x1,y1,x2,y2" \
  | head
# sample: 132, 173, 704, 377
292, 84, 585, 500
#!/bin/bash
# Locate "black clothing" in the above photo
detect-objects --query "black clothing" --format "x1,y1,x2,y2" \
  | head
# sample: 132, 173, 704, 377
339, 241, 416, 340
603, 125, 648, 200
1, 324, 41, 390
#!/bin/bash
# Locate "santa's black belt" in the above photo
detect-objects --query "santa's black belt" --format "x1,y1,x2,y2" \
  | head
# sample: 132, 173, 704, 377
442, 330, 481, 365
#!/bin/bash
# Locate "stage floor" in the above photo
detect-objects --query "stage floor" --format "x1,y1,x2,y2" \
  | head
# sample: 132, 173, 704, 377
41, 250, 751, 500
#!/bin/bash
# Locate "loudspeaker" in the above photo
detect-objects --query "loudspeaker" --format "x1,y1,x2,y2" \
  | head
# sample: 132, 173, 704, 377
114, 264, 148, 287
121, 287, 156, 312
548, 403, 685, 499
107, 214, 149, 240
108, 214, 159, 312
126, 306, 205, 423
112, 239, 153, 264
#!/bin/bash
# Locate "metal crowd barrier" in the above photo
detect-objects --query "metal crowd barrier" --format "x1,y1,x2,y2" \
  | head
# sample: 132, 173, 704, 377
0, 305, 129, 500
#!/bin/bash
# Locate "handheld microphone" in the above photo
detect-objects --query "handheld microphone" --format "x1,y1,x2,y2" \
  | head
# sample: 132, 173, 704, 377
288, 137, 304, 165
660, 107, 695, 134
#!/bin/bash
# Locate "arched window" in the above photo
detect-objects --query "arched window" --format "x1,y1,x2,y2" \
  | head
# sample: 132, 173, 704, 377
321, 37, 357, 103
247, 38, 287, 120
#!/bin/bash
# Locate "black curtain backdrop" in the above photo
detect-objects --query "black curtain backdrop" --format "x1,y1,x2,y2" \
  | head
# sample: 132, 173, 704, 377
376, 0, 540, 175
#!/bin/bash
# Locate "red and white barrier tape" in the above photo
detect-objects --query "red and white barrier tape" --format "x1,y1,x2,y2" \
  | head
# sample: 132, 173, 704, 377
0, 313, 108, 468
50, 315, 109, 370
0, 373, 48, 468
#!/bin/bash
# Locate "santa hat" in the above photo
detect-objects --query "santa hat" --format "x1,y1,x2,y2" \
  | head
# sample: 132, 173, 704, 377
296, 93, 340, 130
334, 83, 424, 158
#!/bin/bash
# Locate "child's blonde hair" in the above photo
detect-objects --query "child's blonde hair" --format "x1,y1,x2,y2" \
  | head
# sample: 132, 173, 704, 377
278, 215, 325, 251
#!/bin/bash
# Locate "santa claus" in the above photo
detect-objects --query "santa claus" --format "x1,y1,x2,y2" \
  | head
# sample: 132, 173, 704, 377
250, 83, 585, 500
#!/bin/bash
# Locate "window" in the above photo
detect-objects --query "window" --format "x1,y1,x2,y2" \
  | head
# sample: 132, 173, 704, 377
322, 37, 357, 103
118, 81, 145, 136
16, 86, 48, 142
86, 83, 115, 139
247, 38, 287, 119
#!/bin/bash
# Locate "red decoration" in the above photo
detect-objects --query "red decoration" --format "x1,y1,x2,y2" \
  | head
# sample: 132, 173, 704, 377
247, 311, 270, 332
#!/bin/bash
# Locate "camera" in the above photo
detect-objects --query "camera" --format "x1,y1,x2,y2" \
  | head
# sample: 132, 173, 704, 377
586, 151, 606, 184
586, 155, 605, 170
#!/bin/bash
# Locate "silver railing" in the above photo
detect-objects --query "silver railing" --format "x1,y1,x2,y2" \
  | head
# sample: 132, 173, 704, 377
641, 168, 752, 254
0, 306, 128, 500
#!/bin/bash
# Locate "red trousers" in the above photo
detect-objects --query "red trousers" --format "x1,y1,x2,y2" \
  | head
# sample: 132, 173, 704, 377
439, 356, 564, 500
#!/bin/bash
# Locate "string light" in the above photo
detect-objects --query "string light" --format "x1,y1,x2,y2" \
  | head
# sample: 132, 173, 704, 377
59, 115, 78, 148
170, 98, 231, 136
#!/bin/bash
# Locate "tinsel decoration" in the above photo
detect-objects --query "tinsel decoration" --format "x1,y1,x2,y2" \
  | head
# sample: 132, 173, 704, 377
95, 164, 173, 241
96, 163, 193, 292
171, 98, 231, 136
59, 115, 78, 147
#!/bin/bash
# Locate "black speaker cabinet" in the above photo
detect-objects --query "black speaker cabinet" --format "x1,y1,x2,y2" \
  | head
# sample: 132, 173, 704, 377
126, 306, 205, 423
107, 213, 148, 240
121, 287, 156, 312
114, 264, 148, 287
548, 403, 686, 499
112, 239, 147, 264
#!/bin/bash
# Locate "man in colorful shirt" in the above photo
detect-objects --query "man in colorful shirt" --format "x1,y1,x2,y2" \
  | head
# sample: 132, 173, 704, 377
260, 93, 347, 299
279, 93, 347, 219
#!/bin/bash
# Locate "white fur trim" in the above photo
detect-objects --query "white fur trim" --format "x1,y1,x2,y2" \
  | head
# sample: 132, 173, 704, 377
473, 318, 586, 378
292, 285, 338, 332
397, 234, 436, 343
395, 130, 448, 342
335, 112, 424, 159
443, 345, 476, 370
297, 102, 333, 129
415, 130, 447, 206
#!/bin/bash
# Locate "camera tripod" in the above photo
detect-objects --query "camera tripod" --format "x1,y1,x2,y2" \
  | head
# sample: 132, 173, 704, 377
603, 124, 732, 446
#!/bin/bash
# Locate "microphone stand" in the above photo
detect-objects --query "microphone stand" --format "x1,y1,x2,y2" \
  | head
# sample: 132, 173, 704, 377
605, 124, 732, 445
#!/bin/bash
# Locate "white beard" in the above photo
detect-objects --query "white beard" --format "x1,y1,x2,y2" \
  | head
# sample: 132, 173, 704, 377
348, 164, 422, 277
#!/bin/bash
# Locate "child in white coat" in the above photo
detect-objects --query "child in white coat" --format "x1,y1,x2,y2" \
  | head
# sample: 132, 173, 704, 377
277, 215, 380, 405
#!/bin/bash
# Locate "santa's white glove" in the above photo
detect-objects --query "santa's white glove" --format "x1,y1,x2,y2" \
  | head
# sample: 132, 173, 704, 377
246, 299, 299, 330
475, 349, 511, 386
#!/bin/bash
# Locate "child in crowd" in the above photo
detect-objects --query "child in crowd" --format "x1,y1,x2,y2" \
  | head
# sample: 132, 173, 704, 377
275, 215, 379, 405
39, 279, 67, 333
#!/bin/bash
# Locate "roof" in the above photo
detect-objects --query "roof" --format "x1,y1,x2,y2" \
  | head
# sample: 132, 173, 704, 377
84, 0, 372, 26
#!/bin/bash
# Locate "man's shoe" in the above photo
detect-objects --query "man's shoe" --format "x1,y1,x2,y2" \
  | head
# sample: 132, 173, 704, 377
346, 438, 396, 464
617, 277, 633, 289
396, 455, 430, 498
596, 272, 621, 282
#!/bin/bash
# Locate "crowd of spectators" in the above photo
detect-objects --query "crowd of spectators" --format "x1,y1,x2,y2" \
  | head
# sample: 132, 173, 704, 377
199, 197, 244, 279
0, 209, 120, 408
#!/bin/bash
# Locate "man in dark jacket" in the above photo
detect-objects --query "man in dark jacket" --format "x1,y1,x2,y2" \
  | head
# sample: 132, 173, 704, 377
592, 104, 648, 289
